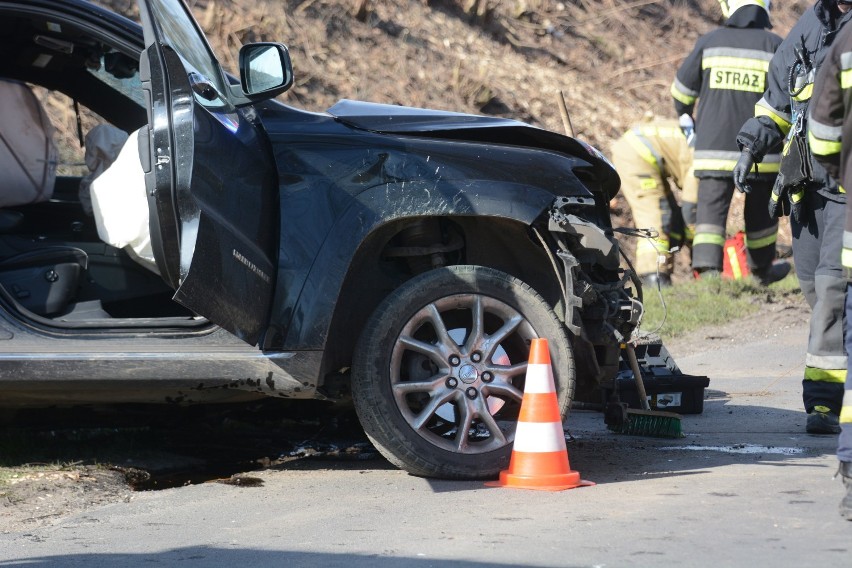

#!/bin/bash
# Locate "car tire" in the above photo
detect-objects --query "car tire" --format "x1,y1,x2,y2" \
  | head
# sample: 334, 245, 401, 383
352, 265, 575, 479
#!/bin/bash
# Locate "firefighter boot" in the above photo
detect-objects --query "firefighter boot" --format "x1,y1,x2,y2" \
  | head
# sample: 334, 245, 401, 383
840, 461, 852, 521
807, 406, 842, 434
752, 261, 791, 286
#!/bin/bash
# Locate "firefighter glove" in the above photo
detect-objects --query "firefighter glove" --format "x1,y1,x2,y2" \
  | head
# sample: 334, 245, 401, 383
679, 114, 695, 147
768, 182, 806, 224
733, 149, 755, 194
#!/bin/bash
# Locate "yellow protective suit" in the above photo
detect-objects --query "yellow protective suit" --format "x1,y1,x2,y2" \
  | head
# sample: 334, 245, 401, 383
611, 119, 698, 278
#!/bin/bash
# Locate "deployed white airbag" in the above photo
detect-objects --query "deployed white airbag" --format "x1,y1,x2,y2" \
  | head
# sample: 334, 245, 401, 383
79, 124, 129, 215
0, 79, 57, 207
90, 128, 159, 274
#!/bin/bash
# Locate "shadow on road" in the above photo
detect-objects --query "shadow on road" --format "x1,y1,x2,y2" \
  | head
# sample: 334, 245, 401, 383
0, 400, 391, 489
562, 393, 839, 486
0, 387, 839, 491
0, 547, 570, 568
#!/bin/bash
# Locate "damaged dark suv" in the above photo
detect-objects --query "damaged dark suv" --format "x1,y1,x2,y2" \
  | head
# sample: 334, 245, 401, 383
0, 0, 644, 478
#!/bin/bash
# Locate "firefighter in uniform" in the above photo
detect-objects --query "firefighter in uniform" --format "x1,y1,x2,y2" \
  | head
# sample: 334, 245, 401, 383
672, 0, 789, 283
807, 16, 852, 519
734, 0, 852, 435
611, 119, 698, 287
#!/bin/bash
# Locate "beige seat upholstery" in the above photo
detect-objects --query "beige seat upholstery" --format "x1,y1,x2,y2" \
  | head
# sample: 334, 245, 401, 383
0, 79, 57, 207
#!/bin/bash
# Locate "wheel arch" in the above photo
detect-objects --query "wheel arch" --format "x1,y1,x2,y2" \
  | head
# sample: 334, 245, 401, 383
316, 212, 566, 398
272, 177, 604, 397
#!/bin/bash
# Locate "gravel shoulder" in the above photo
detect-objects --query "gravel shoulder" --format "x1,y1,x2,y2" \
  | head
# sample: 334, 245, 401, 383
0, 467, 132, 532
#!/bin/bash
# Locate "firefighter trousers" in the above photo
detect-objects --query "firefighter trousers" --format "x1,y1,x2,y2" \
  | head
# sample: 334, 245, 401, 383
793, 192, 847, 415
841, 284, 852, 462
692, 177, 777, 272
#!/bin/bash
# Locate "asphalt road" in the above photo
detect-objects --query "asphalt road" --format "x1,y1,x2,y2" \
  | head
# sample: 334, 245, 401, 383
1, 322, 849, 567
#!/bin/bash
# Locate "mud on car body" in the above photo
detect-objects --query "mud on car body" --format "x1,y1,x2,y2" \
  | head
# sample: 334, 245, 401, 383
0, 0, 642, 478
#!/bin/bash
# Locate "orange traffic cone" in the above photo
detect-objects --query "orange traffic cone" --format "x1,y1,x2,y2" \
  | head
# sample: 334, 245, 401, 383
486, 338, 593, 491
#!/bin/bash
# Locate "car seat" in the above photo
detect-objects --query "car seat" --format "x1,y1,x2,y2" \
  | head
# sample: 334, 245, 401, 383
0, 247, 88, 316
0, 79, 88, 317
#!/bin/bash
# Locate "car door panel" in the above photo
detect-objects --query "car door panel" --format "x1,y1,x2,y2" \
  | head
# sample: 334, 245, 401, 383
137, 0, 277, 345
138, 43, 183, 286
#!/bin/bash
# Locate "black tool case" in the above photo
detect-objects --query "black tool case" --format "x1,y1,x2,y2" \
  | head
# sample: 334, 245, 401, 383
601, 341, 710, 414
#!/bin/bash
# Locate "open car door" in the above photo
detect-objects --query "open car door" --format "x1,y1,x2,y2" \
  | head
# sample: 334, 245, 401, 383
137, 0, 278, 345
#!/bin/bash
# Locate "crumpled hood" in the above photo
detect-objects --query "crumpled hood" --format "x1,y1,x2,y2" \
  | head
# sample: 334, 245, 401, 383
327, 99, 525, 133
325, 99, 621, 199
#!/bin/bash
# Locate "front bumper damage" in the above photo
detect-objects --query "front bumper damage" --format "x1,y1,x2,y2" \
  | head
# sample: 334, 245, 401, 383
545, 197, 708, 416
547, 196, 642, 371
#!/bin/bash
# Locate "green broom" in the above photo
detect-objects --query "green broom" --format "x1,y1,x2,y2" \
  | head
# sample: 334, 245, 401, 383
605, 343, 684, 438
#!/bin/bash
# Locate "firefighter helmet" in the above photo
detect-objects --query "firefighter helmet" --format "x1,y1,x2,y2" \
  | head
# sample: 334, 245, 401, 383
718, 0, 771, 19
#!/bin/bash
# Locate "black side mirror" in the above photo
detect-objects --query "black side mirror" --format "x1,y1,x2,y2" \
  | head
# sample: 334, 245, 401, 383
237, 43, 294, 99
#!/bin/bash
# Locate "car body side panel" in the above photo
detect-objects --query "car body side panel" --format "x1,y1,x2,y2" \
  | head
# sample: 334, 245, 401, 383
0, 351, 316, 395
270, 178, 557, 351
0, 317, 323, 403
259, 116, 599, 350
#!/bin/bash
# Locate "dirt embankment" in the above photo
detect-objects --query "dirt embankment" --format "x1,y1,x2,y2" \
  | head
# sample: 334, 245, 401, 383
99, 0, 808, 152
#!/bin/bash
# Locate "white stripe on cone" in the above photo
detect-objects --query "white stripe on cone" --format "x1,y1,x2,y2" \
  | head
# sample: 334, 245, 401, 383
523, 363, 555, 393
513, 422, 567, 453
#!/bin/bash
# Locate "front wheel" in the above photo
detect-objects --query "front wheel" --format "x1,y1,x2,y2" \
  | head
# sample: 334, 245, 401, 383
351, 265, 575, 479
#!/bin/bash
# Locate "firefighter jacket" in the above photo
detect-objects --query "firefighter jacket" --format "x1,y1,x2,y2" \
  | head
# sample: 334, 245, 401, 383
618, 121, 696, 191
737, 0, 852, 201
809, 22, 852, 279
672, 5, 781, 178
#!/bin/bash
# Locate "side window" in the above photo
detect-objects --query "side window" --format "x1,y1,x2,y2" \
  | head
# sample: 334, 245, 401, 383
31, 48, 144, 179
87, 52, 145, 107
33, 87, 110, 178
